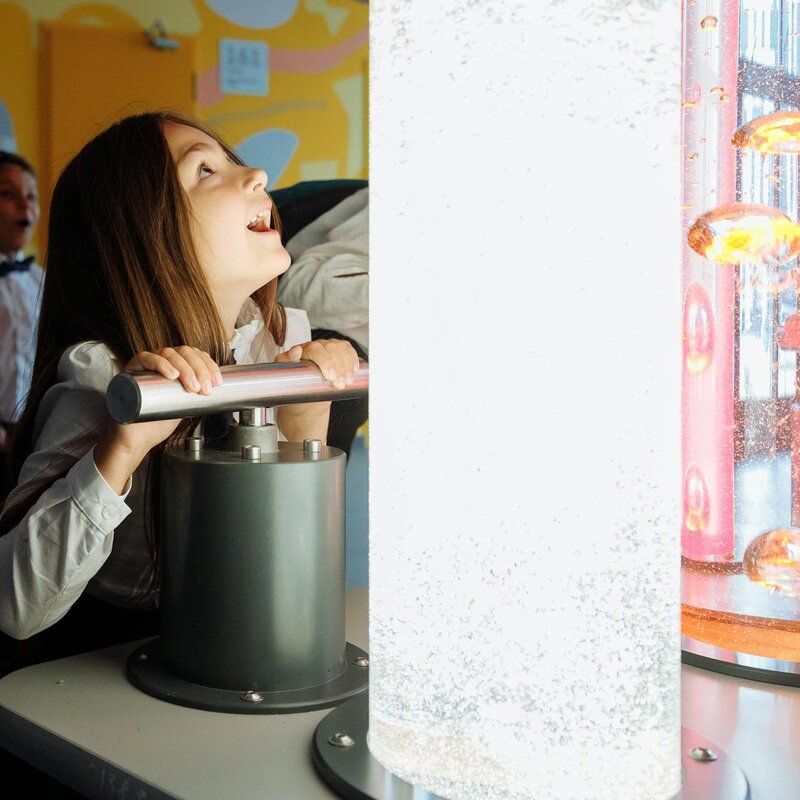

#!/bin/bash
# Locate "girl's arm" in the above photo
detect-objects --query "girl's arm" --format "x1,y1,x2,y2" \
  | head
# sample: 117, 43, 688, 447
0, 383, 130, 640
275, 339, 360, 445
93, 346, 222, 493
0, 344, 222, 640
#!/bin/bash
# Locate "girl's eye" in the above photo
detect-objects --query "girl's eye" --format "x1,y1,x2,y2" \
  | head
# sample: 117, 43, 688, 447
198, 163, 215, 179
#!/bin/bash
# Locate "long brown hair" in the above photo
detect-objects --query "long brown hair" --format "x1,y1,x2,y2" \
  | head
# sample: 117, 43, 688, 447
0, 110, 286, 532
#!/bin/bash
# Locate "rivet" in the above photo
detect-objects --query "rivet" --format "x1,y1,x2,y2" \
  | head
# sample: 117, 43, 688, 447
241, 690, 264, 703
689, 746, 718, 762
240, 407, 268, 427
328, 732, 355, 747
352, 656, 369, 668
242, 445, 261, 461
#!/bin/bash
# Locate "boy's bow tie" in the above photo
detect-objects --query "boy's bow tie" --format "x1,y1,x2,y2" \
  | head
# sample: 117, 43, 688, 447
0, 256, 34, 277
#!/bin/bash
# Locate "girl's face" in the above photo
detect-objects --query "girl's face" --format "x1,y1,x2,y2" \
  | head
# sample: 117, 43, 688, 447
162, 121, 290, 309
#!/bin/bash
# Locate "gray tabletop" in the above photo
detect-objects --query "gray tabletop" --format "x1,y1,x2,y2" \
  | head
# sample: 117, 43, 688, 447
0, 585, 368, 800
1, 584, 799, 800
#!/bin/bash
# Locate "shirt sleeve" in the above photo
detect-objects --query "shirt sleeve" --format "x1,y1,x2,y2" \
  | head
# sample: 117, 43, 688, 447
277, 192, 369, 333
0, 342, 133, 639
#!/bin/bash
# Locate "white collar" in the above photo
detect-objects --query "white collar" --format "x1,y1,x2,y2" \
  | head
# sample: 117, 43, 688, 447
228, 298, 265, 364
0, 250, 24, 264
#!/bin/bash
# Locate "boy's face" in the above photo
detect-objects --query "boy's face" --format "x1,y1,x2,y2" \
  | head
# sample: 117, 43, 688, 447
0, 164, 39, 259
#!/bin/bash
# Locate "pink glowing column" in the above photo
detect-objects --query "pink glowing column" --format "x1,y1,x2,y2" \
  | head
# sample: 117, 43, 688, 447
681, 0, 739, 561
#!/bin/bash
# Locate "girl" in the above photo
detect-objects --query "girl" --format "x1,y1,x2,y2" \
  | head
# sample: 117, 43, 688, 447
0, 111, 359, 672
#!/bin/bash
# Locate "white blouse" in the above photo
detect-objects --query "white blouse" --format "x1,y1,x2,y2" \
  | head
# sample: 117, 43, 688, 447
0, 301, 310, 639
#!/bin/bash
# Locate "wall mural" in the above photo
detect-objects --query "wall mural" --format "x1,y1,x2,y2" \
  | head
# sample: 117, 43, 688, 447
0, 0, 367, 208
234, 129, 299, 190
0, 100, 15, 153
205, 0, 298, 29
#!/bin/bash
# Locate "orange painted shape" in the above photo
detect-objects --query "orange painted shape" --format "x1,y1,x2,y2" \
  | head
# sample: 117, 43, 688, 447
39, 23, 196, 260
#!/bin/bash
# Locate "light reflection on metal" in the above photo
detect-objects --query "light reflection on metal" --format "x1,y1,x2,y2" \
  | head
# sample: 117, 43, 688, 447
683, 283, 715, 372
743, 529, 800, 598
687, 203, 800, 267
731, 110, 800, 154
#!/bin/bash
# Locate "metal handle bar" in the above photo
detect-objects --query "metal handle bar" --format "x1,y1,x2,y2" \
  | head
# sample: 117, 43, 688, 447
106, 360, 369, 424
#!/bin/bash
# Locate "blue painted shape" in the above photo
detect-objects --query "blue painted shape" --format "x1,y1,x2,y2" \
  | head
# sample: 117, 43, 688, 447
205, 0, 298, 29
235, 129, 298, 190
0, 99, 16, 153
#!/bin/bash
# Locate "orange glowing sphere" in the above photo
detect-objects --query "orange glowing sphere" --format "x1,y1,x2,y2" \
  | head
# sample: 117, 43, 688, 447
732, 111, 800, 154
743, 528, 800, 597
687, 203, 800, 267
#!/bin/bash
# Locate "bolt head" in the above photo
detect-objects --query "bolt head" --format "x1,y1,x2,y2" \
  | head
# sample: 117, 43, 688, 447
689, 746, 718, 762
328, 732, 355, 748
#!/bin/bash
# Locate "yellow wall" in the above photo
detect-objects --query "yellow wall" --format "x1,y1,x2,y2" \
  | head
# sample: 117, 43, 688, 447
0, 0, 368, 255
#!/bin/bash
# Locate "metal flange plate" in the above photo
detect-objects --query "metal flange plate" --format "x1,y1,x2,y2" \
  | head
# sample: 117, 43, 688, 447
127, 638, 369, 714
312, 693, 749, 800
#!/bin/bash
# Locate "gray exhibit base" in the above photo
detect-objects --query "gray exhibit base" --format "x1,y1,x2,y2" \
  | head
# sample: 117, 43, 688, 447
127, 637, 369, 714
312, 693, 750, 800
681, 634, 800, 688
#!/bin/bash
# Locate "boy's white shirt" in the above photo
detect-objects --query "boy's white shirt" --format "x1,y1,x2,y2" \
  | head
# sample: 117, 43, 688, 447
0, 302, 310, 639
0, 260, 45, 423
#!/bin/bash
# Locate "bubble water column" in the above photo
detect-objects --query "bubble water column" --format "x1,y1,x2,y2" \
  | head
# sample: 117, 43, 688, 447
335, 2, 681, 799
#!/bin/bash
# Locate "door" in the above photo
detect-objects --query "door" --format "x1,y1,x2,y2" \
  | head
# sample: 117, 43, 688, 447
39, 23, 196, 257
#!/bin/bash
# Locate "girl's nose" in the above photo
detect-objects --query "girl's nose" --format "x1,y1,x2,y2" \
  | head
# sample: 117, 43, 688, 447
245, 167, 268, 193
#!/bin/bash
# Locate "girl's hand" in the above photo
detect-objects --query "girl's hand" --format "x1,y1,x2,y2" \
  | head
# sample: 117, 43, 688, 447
275, 339, 360, 388
94, 347, 223, 493
275, 338, 360, 443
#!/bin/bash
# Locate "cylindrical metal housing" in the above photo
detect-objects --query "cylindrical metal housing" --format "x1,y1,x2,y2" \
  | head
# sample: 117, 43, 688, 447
159, 438, 347, 692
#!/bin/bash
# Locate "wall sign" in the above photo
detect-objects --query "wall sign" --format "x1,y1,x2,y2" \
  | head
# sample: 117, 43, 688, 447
219, 38, 268, 96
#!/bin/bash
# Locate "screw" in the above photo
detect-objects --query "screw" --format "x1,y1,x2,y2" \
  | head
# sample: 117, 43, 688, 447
242, 445, 261, 461
689, 746, 718, 762
328, 732, 355, 747
241, 690, 264, 703
352, 656, 369, 668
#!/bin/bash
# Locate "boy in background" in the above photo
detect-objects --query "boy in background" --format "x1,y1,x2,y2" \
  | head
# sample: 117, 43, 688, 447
0, 152, 43, 452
